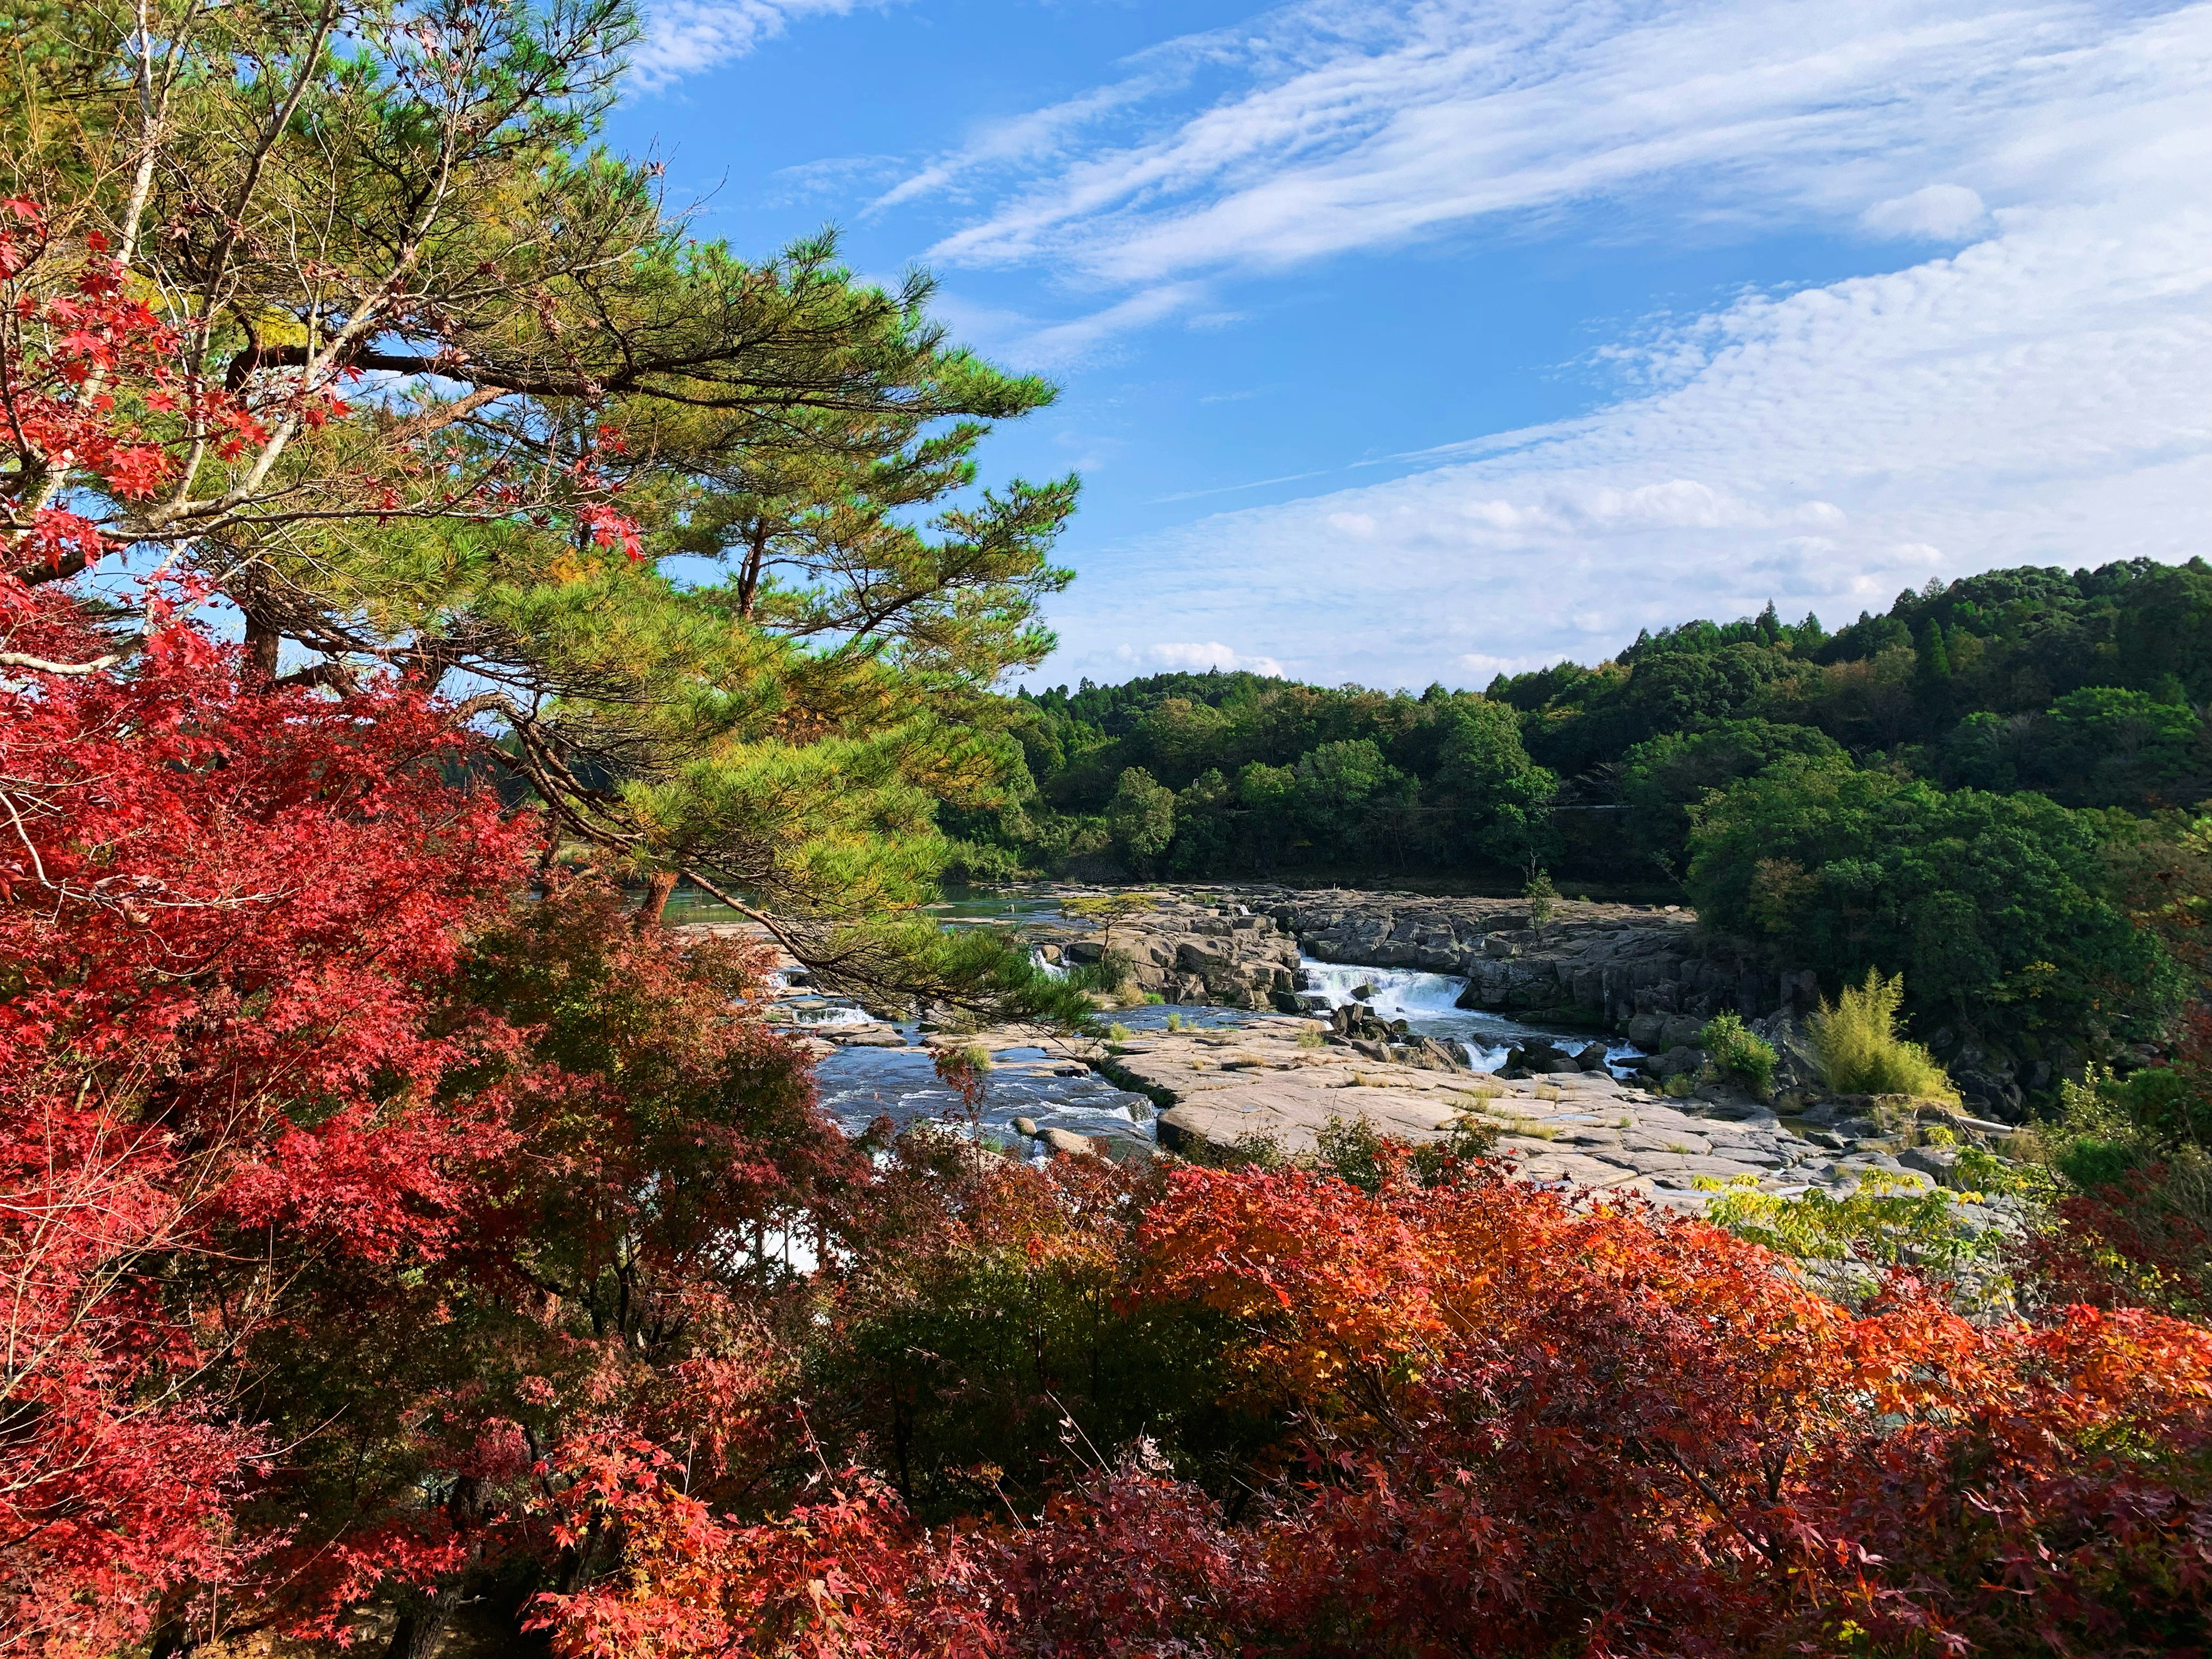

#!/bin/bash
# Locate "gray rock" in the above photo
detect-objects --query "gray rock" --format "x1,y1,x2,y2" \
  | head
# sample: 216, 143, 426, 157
1010, 1116, 1039, 1138
1040, 1127, 1104, 1158
1898, 1144, 1961, 1184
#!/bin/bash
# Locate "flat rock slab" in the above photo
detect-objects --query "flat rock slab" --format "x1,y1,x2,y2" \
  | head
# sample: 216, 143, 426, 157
1086, 1014, 1850, 1199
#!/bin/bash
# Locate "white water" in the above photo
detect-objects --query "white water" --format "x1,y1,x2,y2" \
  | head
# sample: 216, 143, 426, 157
1298, 956, 1643, 1074
787, 999, 877, 1028
1300, 959, 1470, 1017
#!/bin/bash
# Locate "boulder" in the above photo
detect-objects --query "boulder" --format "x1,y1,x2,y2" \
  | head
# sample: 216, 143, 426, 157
1176, 939, 1234, 976
1898, 1144, 1962, 1184
1575, 1043, 1611, 1071
1040, 1127, 1104, 1158
1010, 1117, 1039, 1138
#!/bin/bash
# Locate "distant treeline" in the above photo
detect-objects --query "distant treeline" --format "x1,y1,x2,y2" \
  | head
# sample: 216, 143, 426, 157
947, 556, 2212, 1055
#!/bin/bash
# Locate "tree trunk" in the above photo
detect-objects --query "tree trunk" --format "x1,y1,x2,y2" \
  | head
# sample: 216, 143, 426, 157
243, 609, 281, 677
384, 1585, 461, 1659
635, 870, 679, 929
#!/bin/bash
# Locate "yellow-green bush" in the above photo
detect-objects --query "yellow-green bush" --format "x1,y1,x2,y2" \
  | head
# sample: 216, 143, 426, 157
1701, 1173, 1996, 1271
1808, 969, 1958, 1100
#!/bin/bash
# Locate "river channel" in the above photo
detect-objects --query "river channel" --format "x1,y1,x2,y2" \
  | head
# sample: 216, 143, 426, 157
805, 959, 1647, 1157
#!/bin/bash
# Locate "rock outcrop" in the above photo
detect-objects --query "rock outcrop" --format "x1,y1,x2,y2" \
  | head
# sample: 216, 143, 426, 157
1271, 890, 1819, 1033
1031, 886, 1820, 1036
1089, 1013, 2010, 1216
1032, 895, 1305, 1008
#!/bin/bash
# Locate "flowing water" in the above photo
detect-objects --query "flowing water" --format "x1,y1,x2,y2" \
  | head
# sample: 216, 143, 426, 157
1296, 960, 1645, 1074
805, 959, 1642, 1155
811, 1042, 1158, 1157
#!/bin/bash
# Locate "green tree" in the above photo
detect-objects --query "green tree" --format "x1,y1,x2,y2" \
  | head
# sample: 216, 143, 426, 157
1107, 767, 1176, 869
1430, 699, 1556, 868
1293, 738, 1412, 851
1687, 756, 2177, 1048
1619, 719, 1845, 877
3, 1, 1083, 1008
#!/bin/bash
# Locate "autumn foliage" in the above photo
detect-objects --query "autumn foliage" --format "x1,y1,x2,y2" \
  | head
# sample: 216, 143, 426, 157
5, 587, 2212, 1654
2, 193, 2210, 1659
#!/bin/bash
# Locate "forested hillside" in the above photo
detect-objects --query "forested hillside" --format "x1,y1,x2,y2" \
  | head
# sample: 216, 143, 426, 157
976, 557, 2212, 888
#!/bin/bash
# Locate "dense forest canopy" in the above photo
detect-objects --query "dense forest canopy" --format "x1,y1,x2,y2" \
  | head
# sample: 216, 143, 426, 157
980, 556, 2212, 887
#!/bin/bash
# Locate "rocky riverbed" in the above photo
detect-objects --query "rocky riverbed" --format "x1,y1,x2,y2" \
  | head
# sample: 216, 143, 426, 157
1017, 885, 2028, 1116
681, 894, 2025, 1217
1025, 885, 1815, 1036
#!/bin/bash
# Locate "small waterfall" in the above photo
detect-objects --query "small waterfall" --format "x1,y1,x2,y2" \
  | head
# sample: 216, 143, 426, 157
1298, 955, 1637, 1075
783, 996, 877, 1028
1300, 959, 1468, 1016
1029, 948, 1069, 981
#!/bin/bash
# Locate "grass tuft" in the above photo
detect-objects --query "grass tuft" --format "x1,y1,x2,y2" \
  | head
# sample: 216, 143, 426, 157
1809, 970, 1957, 1101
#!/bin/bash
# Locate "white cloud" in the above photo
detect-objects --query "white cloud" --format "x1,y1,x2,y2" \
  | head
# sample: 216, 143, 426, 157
1861, 183, 1991, 238
631, 0, 881, 90
1459, 650, 1559, 681
901, 0, 2202, 287
927, 283, 1213, 370
1116, 641, 1288, 677
1043, 177, 2212, 686
984, 0, 2212, 688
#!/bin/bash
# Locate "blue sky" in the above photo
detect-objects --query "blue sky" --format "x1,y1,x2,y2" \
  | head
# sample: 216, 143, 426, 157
605, 0, 2212, 690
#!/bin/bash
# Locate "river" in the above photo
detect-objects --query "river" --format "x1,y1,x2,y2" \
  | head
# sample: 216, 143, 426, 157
808, 959, 1647, 1157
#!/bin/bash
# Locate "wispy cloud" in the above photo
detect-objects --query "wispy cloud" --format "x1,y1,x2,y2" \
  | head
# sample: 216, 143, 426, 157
927, 283, 1214, 371
1043, 170, 2212, 686
631, 0, 885, 90
896, 0, 2199, 286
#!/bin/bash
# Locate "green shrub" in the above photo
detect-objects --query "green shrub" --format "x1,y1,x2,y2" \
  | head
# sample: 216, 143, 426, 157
1192, 1128, 1285, 1171
1315, 1115, 1390, 1194
1165, 1012, 1183, 1032
1698, 1011, 1777, 1097
1068, 948, 1136, 994
1808, 969, 1958, 1100
1105, 1022, 1132, 1043
2056, 1138, 2144, 1191
1296, 1027, 1325, 1050
1702, 1173, 1998, 1272
1523, 867, 1558, 936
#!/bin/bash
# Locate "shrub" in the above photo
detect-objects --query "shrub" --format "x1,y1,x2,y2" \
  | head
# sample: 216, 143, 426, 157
1069, 948, 1136, 993
1315, 1116, 1392, 1194
1296, 1027, 1325, 1049
1702, 1172, 2001, 1275
2020, 1147, 2212, 1317
1699, 1011, 1777, 1097
1808, 969, 1958, 1100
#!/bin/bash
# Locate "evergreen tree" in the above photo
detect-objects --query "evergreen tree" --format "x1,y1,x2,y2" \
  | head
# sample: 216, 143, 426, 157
0, 0, 1082, 1009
